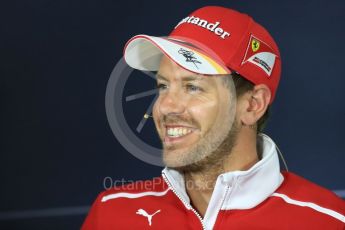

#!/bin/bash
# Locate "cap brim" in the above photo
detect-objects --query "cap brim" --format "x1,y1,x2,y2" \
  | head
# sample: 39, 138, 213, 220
123, 35, 231, 75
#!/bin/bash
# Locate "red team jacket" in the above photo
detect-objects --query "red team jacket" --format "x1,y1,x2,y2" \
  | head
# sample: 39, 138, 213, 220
82, 135, 345, 229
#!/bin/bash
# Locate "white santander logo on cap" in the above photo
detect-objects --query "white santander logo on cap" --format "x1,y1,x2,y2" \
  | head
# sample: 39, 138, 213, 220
175, 15, 230, 39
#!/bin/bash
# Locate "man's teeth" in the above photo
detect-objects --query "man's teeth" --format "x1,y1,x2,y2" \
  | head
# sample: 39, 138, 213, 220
167, 127, 192, 137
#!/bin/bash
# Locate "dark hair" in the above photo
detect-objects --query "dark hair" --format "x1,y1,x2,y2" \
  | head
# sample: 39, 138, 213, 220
222, 72, 270, 133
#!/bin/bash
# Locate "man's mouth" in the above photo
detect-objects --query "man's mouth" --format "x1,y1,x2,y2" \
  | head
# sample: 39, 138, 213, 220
166, 127, 193, 138
164, 125, 196, 144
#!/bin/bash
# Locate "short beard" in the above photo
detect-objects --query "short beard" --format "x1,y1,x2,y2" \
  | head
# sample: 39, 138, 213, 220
171, 120, 240, 174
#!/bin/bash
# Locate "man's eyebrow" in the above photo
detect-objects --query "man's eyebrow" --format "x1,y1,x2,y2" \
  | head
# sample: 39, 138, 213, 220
156, 73, 168, 81
181, 75, 205, 82
156, 73, 205, 82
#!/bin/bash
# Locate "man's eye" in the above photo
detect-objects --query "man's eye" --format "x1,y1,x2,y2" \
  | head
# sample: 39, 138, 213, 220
186, 84, 202, 92
156, 83, 168, 90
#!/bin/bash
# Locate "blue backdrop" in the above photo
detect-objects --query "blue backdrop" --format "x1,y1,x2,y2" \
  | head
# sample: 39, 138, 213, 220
1, 0, 344, 229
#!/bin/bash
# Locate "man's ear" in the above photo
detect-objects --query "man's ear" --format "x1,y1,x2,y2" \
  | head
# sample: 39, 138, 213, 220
238, 84, 271, 126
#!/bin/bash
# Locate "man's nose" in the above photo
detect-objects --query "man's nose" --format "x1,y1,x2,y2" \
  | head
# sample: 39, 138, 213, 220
158, 90, 186, 116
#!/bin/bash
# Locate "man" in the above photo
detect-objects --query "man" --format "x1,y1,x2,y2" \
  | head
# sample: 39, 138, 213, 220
82, 6, 345, 229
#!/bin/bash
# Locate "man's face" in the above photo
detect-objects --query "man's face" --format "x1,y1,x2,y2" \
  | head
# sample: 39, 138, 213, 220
153, 56, 237, 169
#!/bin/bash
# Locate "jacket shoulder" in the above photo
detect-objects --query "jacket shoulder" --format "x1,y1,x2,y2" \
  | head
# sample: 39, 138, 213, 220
275, 171, 345, 218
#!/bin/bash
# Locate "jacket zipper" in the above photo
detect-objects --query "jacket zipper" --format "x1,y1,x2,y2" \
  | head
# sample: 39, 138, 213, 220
162, 172, 206, 230
212, 184, 231, 230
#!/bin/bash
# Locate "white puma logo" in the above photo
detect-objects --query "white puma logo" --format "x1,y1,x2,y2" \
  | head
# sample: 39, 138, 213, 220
136, 208, 161, 226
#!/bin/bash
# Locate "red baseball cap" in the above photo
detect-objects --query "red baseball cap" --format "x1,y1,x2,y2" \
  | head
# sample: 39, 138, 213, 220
124, 6, 281, 103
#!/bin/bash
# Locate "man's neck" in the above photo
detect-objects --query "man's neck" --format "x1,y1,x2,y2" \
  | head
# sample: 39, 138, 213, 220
184, 164, 223, 217
184, 127, 259, 217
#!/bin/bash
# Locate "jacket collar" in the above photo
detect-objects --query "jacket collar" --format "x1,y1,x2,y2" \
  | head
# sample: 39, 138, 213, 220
162, 133, 284, 210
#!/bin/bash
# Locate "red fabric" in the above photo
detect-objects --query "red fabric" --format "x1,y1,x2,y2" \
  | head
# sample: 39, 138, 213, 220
82, 172, 345, 229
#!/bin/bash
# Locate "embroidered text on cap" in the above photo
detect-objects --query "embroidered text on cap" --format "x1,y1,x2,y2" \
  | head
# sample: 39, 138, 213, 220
175, 16, 230, 39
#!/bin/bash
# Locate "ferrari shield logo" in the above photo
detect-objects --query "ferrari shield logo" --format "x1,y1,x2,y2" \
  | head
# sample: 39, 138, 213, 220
242, 35, 278, 76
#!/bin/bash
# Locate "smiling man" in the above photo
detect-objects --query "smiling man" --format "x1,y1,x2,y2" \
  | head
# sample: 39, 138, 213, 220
154, 60, 239, 170
82, 6, 345, 229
